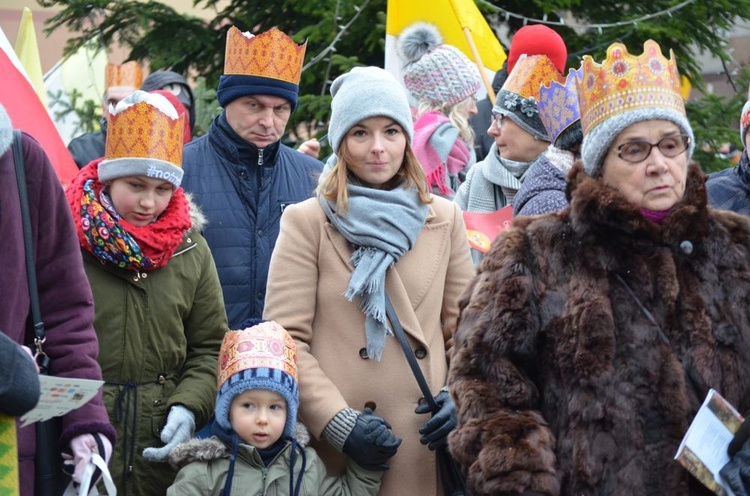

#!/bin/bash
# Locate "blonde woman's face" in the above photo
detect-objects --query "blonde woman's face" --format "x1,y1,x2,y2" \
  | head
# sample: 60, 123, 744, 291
344, 117, 406, 189
601, 120, 689, 211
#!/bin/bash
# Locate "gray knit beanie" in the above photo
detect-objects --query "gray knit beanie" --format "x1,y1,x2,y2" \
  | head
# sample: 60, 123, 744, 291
578, 40, 695, 177
397, 22, 481, 107
328, 66, 414, 153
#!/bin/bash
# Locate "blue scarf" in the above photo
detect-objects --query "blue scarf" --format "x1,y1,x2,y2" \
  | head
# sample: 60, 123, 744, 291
318, 156, 428, 360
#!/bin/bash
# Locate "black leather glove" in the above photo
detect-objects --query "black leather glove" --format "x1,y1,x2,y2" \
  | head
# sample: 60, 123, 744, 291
415, 389, 456, 450
720, 419, 750, 496
343, 407, 402, 471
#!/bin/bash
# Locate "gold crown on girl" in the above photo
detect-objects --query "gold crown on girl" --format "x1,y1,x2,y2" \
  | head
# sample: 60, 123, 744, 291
105, 101, 185, 167
538, 67, 583, 144
105, 61, 143, 89
577, 39, 684, 136
217, 321, 298, 389
224, 26, 306, 84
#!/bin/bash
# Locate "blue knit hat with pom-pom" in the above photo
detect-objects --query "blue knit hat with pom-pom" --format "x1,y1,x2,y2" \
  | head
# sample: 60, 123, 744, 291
214, 319, 299, 439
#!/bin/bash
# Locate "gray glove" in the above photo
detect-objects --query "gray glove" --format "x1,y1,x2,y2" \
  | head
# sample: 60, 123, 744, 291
142, 405, 195, 461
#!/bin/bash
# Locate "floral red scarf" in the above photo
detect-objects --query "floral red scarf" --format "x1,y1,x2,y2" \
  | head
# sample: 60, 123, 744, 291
66, 159, 191, 271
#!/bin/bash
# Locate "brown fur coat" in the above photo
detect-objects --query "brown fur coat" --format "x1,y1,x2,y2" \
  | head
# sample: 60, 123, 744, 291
448, 163, 750, 495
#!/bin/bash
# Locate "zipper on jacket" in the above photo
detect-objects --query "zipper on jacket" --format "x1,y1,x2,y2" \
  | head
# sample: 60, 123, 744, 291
256, 147, 264, 216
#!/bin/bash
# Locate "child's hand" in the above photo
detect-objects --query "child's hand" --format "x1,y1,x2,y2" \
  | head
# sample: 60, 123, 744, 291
343, 407, 402, 471
143, 405, 195, 461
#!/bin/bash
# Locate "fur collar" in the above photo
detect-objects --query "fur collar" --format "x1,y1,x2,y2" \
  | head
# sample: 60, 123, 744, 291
0, 104, 13, 157
565, 161, 708, 251
185, 193, 208, 232
168, 423, 311, 470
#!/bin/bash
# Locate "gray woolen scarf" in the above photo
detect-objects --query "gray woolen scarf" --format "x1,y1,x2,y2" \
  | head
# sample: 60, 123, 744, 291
318, 156, 428, 360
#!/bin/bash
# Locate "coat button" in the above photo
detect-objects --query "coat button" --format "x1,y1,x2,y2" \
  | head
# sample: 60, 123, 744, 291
359, 348, 369, 359
157, 374, 166, 384
414, 347, 427, 359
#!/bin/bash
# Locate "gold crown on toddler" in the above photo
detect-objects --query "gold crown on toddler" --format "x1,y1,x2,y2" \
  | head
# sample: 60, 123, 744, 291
224, 26, 306, 84
217, 320, 298, 389
577, 39, 685, 137
105, 61, 143, 90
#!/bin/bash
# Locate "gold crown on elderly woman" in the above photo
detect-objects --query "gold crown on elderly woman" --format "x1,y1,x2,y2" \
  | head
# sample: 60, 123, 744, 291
577, 39, 685, 136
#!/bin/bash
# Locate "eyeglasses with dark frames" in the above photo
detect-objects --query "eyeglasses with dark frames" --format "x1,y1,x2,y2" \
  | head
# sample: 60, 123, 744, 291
616, 134, 691, 163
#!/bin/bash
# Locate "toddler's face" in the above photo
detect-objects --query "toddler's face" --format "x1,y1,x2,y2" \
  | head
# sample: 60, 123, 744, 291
230, 389, 287, 449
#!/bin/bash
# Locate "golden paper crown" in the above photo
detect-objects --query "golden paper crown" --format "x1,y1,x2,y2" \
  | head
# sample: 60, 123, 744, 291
224, 26, 306, 84
105, 61, 143, 89
501, 54, 564, 100
577, 40, 685, 136
217, 321, 298, 389
105, 101, 185, 167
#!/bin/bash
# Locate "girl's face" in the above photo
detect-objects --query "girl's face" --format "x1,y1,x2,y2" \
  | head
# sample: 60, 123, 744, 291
230, 389, 287, 449
108, 176, 174, 226
600, 120, 689, 211
343, 116, 407, 189
492, 113, 548, 162
456, 96, 478, 118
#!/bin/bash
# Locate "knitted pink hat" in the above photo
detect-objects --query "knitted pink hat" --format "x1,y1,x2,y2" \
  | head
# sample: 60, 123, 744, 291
397, 23, 481, 107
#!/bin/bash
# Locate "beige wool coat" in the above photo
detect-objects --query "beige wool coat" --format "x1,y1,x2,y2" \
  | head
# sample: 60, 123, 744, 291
264, 194, 474, 496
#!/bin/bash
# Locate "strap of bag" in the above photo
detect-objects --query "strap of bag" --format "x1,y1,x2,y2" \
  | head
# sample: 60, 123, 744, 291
384, 293, 440, 414
12, 130, 48, 371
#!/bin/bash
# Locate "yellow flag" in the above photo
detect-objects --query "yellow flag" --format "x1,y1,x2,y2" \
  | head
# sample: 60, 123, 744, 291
0, 415, 19, 496
386, 0, 506, 71
14, 8, 47, 108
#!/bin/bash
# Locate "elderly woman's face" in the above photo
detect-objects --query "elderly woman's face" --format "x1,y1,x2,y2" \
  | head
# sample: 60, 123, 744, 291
490, 114, 548, 162
601, 120, 689, 211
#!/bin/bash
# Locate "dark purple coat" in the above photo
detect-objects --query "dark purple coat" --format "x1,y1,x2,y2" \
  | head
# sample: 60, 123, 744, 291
0, 108, 115, 495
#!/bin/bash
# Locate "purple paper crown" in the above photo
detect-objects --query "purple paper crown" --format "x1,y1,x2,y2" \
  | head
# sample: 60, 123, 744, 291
538, 68, 583, 144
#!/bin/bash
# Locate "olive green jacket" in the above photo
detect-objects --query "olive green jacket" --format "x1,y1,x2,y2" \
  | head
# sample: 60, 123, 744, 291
82, 208, 228, 496
167, 427, 382, 496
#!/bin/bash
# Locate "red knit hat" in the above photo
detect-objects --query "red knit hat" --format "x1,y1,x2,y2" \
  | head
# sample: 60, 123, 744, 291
507, 25, 567, 75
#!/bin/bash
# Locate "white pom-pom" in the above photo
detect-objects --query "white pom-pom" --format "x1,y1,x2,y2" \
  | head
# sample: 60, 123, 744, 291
397, 22, 443, 65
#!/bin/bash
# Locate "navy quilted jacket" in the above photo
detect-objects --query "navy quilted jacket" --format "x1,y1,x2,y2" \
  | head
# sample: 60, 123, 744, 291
706, 150, 750, 215
181, 114, 322, 327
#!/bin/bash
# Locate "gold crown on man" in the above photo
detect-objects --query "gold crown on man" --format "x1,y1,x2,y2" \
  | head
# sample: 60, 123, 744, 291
224, 26, 306, 85
577, 39, 684, 136
105, 61, 143, 89
105, 101, 184, 167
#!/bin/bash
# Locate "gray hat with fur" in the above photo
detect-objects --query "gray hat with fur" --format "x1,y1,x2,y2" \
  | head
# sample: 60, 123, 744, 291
581, 108, 694, 176
328, 66, 414, 153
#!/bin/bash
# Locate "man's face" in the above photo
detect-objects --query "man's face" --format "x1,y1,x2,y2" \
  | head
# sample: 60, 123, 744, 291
224, 95, 292, 149
103, 86, 137, 117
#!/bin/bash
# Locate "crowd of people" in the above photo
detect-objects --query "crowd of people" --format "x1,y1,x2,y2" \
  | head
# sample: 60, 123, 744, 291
4, 17, 750, 496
